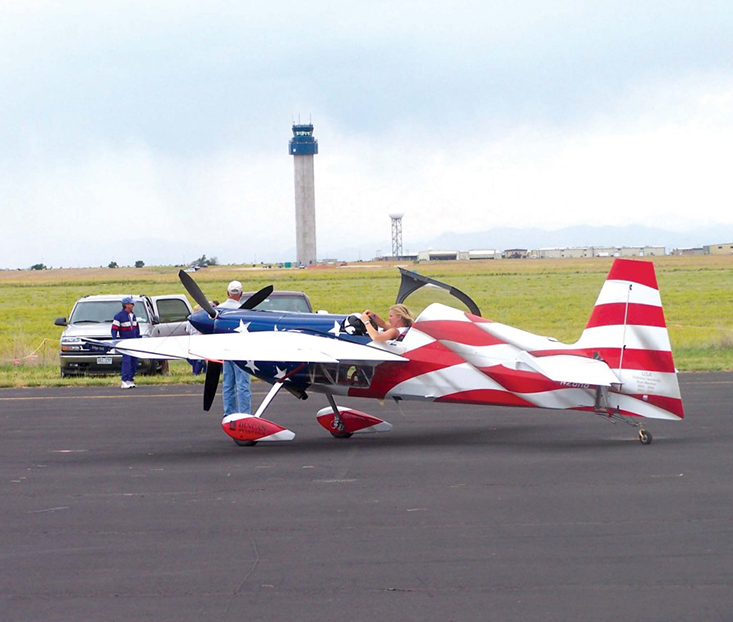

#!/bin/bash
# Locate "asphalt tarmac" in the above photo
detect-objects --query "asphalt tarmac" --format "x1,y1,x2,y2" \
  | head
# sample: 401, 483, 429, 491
2, 373, 732, 622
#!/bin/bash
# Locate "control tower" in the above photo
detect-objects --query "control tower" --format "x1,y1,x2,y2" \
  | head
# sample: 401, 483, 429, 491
289, 123, 318, 265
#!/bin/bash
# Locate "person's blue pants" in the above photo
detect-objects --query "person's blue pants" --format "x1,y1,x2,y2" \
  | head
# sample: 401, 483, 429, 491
189, 359, 205, 375
222, 361, 252, 415
121, 354, 138, 382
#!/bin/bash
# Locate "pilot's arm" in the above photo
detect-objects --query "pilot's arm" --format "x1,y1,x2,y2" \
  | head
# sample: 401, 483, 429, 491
362, 310, 388, 330
360, 311, 399, 342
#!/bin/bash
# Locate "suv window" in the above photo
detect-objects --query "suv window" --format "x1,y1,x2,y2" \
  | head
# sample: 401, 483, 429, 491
156, 298, 191, 323
70, 301, 149, 324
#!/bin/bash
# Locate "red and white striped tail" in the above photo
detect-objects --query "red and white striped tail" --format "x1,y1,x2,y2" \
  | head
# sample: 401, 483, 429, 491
576, 258, 684, 420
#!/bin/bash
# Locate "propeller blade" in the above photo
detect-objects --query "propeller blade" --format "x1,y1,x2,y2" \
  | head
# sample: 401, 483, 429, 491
240, 285, 274, 310
203, 361, 222, 411
178, 270, 217, 318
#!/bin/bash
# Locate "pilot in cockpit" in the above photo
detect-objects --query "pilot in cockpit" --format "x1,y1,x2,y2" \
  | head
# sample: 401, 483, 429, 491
360, 304, 415, 342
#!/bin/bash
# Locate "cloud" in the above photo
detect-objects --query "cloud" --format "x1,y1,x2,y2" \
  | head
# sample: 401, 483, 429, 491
2, 1, 733, 267
2, 72, 732, 267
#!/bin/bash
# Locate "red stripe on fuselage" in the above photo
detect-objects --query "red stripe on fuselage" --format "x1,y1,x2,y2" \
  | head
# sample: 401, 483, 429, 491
465, 313, 493, 324
585, 303, 667, 329
349, 341, 465, 399
479, 365, 562, 394
413, 319, 505, 347
628, 394, 685, 419
532, 347, 675, 373
435, 389, 536, 408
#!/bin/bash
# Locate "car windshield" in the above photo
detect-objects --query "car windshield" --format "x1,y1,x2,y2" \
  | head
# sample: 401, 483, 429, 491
253, 295, 311, 313
69, 301, 149, 324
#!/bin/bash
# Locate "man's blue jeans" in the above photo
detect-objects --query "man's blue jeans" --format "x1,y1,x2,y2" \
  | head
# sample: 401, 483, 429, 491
222, 361, 252, 415
121, 354, 138, 382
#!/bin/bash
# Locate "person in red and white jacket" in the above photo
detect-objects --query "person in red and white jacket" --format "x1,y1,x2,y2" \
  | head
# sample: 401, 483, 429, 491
112, 297, 141, 389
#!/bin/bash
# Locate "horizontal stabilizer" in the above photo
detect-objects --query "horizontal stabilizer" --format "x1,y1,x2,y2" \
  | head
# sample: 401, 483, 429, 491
523, 353, 621, 387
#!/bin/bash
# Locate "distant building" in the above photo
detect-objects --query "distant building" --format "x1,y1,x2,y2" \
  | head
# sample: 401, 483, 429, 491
413, 245, 667, 263
533, 247, 592, 259
417, 249, 459, 261
466, 249, 500, 260
532, 245, 665, 259
415, 249, 499, 262
612, 246, 665, 258
704, 242, 733, 255
671, 247, 704, 256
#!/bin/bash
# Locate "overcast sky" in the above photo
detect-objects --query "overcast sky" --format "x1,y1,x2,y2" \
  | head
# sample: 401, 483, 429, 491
1, 0, 732, 268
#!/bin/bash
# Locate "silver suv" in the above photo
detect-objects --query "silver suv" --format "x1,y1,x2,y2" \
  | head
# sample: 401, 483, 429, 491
54, 294, 193, 377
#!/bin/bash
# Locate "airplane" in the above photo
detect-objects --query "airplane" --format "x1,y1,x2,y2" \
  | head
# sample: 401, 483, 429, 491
93, 258, 684, 447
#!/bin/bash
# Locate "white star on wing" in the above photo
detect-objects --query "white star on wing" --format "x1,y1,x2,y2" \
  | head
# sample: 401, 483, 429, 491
274, 366, 287, 380
234, 320, 251, 333
245, 360, 259, 373
328, 321, 341, 336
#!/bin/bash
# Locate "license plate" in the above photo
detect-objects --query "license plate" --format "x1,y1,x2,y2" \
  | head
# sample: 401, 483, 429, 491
97, 356, 113, 365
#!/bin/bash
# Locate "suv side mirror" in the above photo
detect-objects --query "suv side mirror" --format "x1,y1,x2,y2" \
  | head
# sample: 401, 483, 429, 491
54, 317, 67, 326
151, 314, 161, 325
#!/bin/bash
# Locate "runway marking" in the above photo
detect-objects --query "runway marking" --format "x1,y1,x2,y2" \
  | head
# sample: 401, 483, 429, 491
0, 390, 271, 402
682, 380, 733, 385
313, 478, 357, 483
28, 507, 70, 514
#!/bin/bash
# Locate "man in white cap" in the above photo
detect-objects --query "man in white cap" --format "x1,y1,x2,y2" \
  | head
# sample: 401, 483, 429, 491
217, 281, 252, 415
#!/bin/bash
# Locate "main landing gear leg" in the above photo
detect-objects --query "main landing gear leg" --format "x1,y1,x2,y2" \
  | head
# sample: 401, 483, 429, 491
316, 394, 392, 439
597, 408, 653, 445
325, 394, 353, 439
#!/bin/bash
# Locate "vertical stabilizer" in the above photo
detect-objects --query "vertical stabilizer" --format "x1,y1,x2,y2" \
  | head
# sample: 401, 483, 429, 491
576, 258, 684, 419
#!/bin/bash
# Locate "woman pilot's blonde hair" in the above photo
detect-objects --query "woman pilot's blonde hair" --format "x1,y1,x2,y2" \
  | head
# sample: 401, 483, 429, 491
390, 304, 415, 327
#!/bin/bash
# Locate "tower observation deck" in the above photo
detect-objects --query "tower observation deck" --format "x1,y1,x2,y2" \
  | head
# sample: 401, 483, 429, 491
289, 124, 319, 265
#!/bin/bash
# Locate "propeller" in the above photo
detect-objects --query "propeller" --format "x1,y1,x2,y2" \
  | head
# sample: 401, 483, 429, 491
203, 361, 222, 411
239, 285, 274, 310
177, 272, 272, 411
178, 270, 217, 319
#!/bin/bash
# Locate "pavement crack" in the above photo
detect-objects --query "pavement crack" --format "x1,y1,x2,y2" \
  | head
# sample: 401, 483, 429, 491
223, 538, 260, 620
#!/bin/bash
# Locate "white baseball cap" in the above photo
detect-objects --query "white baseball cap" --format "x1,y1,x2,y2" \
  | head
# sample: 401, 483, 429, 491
227, 280, 243, 294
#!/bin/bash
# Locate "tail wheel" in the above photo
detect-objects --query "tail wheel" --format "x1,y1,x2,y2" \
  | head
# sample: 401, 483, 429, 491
638, 429, 652, 445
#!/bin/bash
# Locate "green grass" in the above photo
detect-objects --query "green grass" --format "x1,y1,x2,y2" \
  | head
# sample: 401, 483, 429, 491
1, 255, 731, 387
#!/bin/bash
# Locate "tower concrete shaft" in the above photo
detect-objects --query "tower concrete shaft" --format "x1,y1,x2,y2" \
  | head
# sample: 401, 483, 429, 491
289, 123, 318, 266
293, 155, 316, 265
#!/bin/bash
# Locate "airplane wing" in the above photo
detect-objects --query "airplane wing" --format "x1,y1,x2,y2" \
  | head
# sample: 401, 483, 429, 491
85, 332, 408, 364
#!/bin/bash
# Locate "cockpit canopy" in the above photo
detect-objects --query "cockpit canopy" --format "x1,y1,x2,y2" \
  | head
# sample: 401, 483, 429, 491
394, 268, 481, 318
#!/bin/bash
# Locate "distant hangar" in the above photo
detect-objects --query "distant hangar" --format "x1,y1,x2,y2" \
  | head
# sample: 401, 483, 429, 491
414, 245, 665, 262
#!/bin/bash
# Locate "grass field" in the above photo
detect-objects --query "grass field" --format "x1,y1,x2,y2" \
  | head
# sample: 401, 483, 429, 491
1, 255, 731, 387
